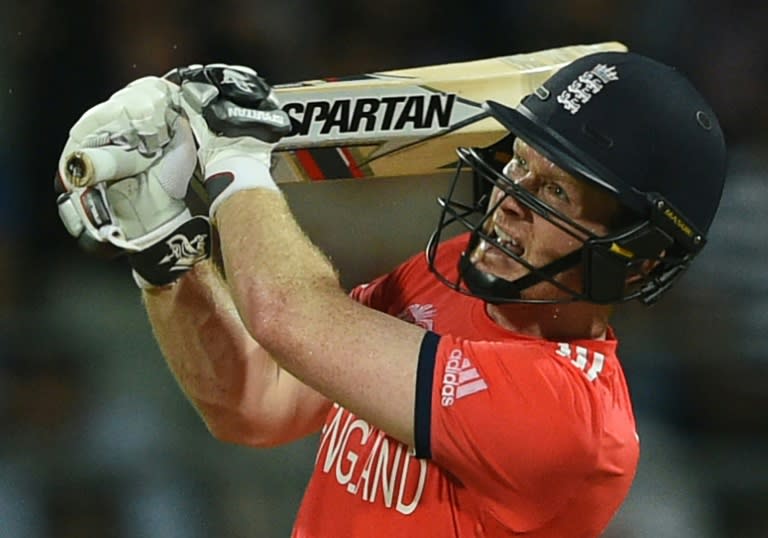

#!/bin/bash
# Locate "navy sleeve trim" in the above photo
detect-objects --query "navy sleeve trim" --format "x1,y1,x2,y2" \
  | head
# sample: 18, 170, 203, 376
414, 330, 440, 459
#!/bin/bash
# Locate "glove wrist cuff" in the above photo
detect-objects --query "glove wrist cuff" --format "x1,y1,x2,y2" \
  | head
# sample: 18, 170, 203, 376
204, 154, 278, 218
128, 215, 212, 288
132, 269, 172, 291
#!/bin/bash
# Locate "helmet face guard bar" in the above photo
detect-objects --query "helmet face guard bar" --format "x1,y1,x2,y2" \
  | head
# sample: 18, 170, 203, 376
426, 144, 707, 305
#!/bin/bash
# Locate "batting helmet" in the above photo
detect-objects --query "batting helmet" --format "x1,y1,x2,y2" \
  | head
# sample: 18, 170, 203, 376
428, 51, 727, 304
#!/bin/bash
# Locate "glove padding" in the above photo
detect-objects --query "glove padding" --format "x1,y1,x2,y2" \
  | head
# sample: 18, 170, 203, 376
166, 63, 291, 143
55, 76, 211, 288
167, 64, 293, 218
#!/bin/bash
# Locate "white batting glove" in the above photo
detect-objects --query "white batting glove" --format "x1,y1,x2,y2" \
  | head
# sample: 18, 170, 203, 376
166, 64, 293, 219
55, 76, 211, 288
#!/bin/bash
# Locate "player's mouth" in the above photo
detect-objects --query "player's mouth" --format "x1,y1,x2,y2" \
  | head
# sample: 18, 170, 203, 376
492, 224, 524, 257
470, 223, 525, 264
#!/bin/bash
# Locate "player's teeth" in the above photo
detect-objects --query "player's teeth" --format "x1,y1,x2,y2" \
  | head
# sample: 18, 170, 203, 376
493, 225, 524, 256
494, 225, 517, 246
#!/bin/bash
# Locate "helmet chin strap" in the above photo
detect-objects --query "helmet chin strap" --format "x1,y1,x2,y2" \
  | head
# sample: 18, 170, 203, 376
458, 232, 584, 304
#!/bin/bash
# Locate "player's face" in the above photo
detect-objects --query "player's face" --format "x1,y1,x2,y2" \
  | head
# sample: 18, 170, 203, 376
469, 139, 621, 300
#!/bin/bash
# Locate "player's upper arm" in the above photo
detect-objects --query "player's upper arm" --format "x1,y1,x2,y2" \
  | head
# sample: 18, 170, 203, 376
267, 293, 431, 448
231, 257, 433, 449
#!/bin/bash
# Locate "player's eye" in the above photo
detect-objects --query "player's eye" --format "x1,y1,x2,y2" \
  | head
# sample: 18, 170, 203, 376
543, 181, 570, 203
505, 154, 528, 179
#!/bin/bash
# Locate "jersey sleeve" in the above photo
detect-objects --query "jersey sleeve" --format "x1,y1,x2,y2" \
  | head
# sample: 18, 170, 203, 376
414, 334, 601, 531
349, 273, 393, 309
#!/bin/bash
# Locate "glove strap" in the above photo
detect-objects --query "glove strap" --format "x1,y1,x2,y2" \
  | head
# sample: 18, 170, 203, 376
128, 215, 212, 288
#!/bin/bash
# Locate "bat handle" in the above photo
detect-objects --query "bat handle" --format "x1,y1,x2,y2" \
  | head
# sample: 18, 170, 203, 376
64, 147, 155, 187
65, 151, 96, 187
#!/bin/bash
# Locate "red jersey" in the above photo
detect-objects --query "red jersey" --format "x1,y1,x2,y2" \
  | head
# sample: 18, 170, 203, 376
292, 234, 639, 537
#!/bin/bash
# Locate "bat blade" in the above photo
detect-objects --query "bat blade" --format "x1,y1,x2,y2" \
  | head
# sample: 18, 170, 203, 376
272, 41, 627, 183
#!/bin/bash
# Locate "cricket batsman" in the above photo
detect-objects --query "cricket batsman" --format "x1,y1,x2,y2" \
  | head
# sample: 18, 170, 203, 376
55, 50, 726, 536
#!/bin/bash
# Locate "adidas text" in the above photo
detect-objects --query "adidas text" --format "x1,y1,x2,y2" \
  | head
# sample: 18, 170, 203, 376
440, 349, 488, 407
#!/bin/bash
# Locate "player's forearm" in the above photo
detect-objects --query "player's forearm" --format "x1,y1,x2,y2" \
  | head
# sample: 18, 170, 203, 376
142, 260, 302, 446
214, 190, 362, 402
215, 190, 341, 354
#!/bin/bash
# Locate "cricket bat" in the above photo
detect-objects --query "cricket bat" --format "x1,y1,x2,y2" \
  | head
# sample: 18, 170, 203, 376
62, 42, 626, 187
270, 41, 627, 183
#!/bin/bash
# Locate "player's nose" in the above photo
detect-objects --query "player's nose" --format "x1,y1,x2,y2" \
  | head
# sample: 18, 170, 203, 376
493, 186, 532, 222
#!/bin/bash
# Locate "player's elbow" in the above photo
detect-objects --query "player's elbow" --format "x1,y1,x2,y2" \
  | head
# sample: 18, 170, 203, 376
235, 267, 340, 344
237, 274, 341, 346
203, 415, 286, 448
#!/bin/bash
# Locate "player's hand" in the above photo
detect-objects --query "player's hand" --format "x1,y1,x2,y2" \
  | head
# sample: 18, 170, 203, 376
166, 64, 293, 218
55, 76, 211, 288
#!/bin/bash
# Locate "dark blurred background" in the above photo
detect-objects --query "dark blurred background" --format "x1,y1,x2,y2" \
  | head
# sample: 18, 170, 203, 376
1, 1, 767, 536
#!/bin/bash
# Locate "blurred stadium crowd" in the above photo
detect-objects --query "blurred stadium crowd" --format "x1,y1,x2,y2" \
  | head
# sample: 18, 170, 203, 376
1, 0, 767, 536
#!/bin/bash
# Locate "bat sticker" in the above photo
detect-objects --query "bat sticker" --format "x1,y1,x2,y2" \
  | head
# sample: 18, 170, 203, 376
280, 85, 485, 145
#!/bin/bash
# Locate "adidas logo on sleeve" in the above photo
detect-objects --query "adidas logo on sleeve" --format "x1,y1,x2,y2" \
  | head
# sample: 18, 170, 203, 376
440, 349, 488, 407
